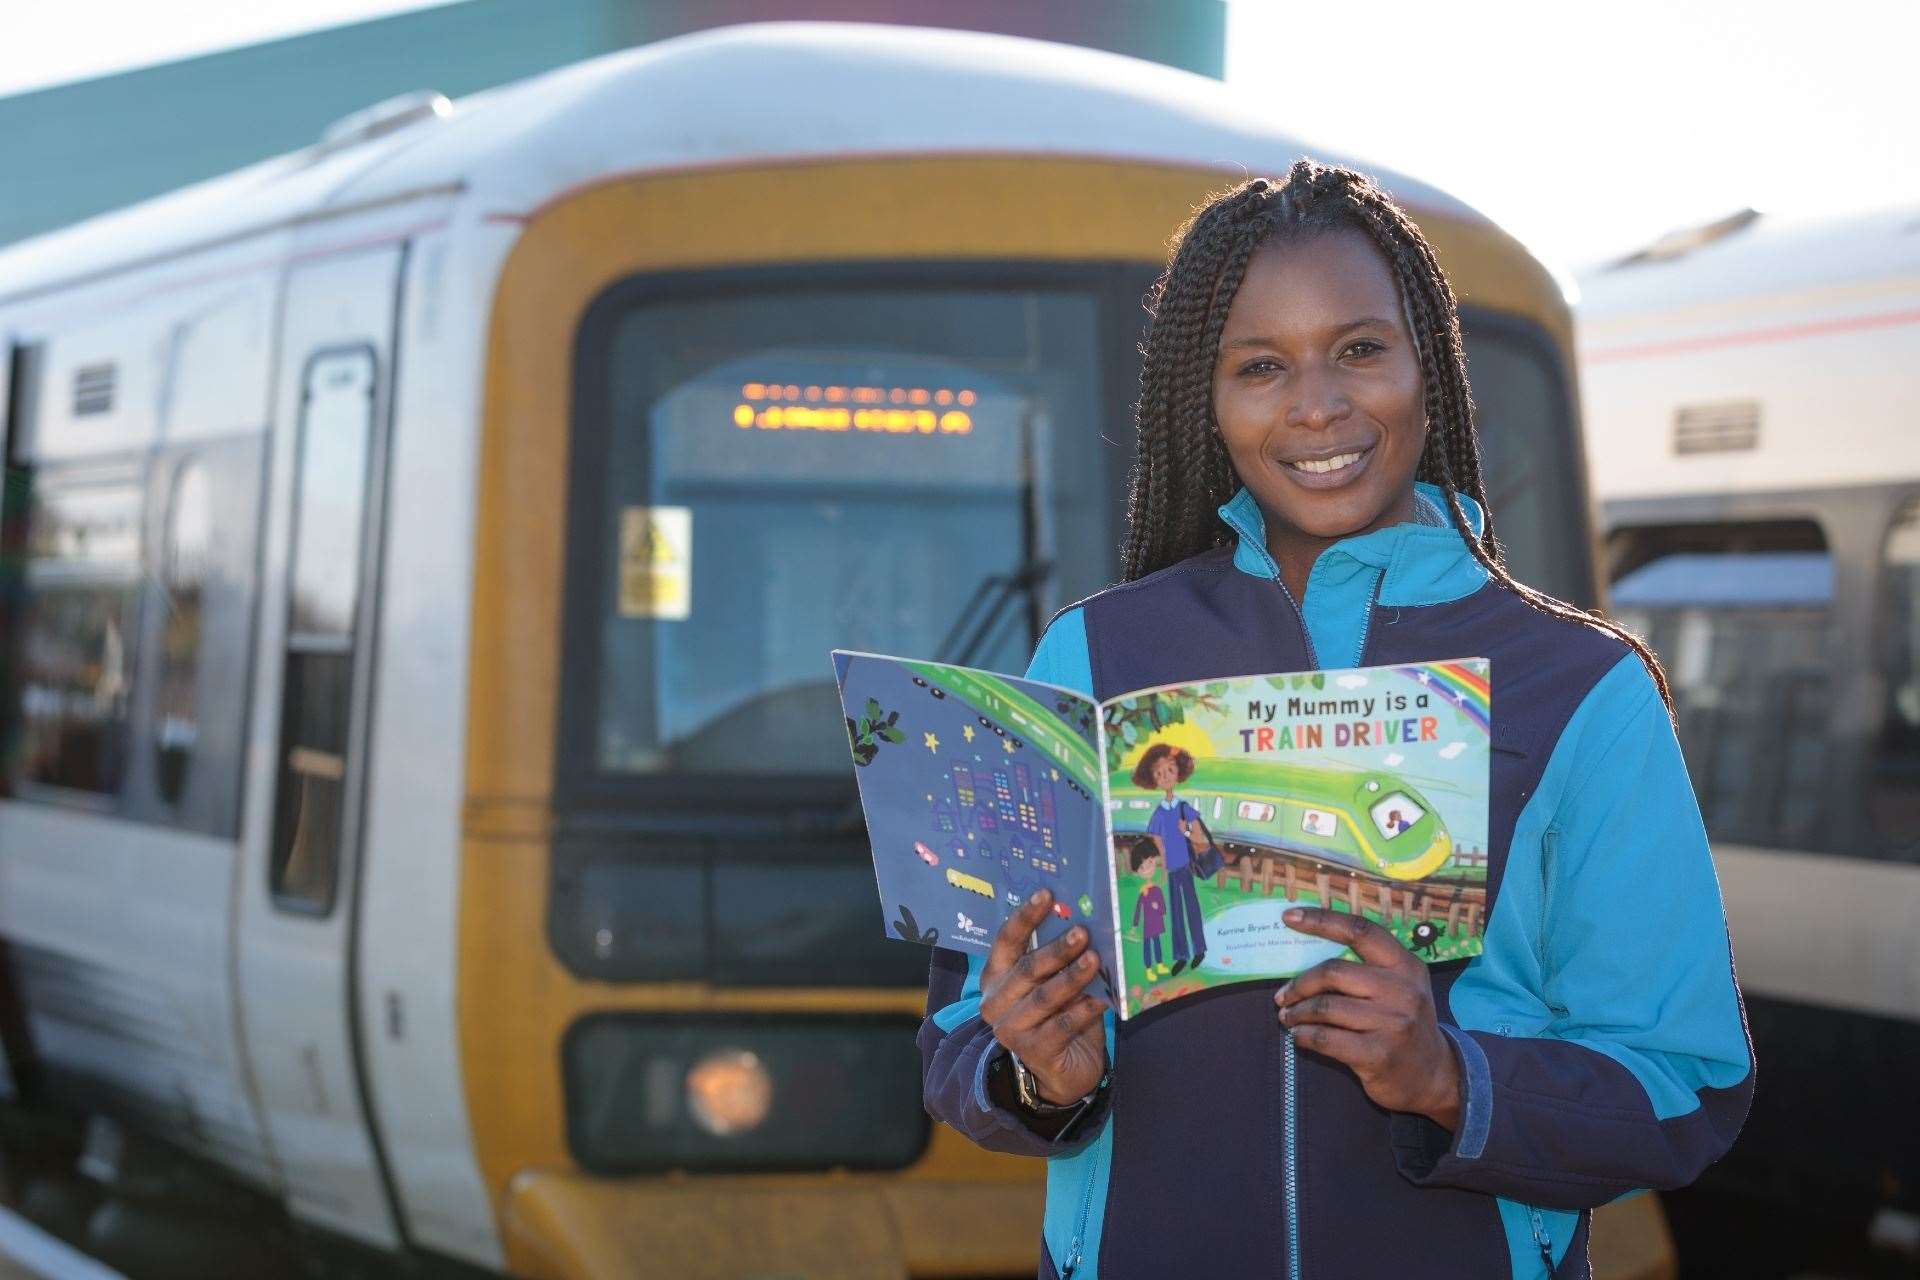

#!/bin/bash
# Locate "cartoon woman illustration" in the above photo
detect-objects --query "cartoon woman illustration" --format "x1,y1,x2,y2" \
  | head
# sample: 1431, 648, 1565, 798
1132, 742, 1206, 975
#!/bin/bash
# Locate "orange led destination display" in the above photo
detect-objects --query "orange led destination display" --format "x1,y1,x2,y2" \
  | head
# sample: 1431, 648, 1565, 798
732, 382, 976, 435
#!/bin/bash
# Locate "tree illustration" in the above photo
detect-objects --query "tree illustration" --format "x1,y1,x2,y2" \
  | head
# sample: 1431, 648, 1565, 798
892, 904, 938, 945
1102, 683, 1230, 772
847, 697, 904, 766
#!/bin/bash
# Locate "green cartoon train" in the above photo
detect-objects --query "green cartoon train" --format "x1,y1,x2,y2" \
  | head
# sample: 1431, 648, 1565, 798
1109, 757, 1456, 881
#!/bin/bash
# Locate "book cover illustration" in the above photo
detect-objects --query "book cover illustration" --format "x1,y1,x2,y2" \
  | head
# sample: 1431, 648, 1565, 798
833, 650, 1490, 1020
831, 650, 1115, 964
1104, 660, 1489, 1017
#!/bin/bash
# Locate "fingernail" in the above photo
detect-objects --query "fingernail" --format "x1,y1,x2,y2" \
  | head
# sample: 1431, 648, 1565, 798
1275, 984, 1290, 1004
1035, 889, 1051, 904
1284, 909, 1303, 925
1070, 927, 1086, 944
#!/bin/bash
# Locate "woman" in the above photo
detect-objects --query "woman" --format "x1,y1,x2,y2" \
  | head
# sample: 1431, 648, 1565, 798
916, 160, 1753, 1279
1130, 742, 1206, 974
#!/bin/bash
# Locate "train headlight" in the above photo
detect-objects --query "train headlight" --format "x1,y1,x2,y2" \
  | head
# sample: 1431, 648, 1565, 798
685, 1049, 772, 1136
563, 1014, 928, 1173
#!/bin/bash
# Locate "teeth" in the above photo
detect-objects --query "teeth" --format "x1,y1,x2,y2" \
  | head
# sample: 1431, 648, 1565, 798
1289, 450, 1366, 474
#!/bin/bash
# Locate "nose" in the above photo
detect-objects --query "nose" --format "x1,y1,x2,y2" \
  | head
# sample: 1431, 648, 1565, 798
1283, 364, 1352, 432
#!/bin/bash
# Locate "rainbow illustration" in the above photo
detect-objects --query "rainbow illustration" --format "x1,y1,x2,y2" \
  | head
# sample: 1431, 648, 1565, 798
1397, 659, 1490, 734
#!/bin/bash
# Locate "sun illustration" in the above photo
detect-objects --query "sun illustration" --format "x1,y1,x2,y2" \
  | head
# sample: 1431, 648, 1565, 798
1119, 720, 1216, 771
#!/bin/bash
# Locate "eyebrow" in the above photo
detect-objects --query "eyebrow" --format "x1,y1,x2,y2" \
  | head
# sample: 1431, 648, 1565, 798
1222, 317, 1399, 350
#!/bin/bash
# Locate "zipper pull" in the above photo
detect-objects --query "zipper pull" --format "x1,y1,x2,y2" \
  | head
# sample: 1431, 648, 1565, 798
1529, 1207, 1553, 1275
1062, 1239, 1082, 1278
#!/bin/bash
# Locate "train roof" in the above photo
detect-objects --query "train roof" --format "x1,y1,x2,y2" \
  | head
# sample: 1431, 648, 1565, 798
1577, 200, 1920, 502
1577, 202, 1920, 322
0, 20, 1487, 306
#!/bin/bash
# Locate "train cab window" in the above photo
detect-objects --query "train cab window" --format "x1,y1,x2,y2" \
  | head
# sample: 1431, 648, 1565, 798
270, 348, 377, 912
1873, 498, 1920, 859
569, 274, 1115, 790
8, 477, 144, 797
1607, 521, 1838, 854
1369, 793, 1424, 839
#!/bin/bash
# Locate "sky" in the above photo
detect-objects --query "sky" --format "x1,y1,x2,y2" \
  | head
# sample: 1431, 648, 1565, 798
2, 0, 1913, 274
1224, 0, 1918, 271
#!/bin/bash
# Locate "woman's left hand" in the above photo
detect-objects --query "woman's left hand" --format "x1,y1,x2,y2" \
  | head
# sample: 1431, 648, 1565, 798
1275, 907, 1463, 1131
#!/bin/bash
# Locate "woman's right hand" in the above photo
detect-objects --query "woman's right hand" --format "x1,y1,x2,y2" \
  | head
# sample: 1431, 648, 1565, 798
979, 888, 1109, 1104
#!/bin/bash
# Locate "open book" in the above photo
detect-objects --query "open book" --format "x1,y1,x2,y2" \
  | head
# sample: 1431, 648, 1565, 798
833, 651, 1492, 1019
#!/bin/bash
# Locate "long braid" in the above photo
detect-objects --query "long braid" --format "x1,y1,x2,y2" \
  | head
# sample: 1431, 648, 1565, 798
1125, 160, 1676, 718
1122, 183, 1271, 577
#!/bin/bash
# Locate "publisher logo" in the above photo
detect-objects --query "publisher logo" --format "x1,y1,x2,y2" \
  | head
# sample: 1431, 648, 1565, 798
956, 911, 988, 940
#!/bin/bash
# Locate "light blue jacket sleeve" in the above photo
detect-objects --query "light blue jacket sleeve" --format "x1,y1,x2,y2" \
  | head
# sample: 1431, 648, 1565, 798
1022, 606, 1094, 698
1395, 652, 1755, 1208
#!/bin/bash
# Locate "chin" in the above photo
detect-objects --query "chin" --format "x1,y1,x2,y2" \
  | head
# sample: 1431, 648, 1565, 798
1255, 484, 1394, 540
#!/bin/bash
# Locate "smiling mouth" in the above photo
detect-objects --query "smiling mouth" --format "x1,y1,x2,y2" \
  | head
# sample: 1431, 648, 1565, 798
1284, 444, 1375, 475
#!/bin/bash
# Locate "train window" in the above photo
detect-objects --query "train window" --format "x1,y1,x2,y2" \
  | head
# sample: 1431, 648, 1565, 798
8, 476, 144, 797
572, 277, 1113, 785
154, 460, 211, 806
135, 438, 266, 836
1459, 313, 1591, 607
1607, 521, 1839, 854
270, 348, 376, 913
1873, 498, 1920, 859
1369, 792, 1424, 839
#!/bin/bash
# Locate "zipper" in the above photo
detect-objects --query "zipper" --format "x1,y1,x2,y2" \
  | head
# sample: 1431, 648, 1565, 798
1270, 574, 1310, 1280
1528, 1206, 1554, 1275
1284, 1026, 1301, 1280
1268, 562, 1379, 1280
1354, 572, 1387, 665
1271, 574, 1320, 668
1059, 1144, 1103, 1279
1494, 1015, 1551, 1276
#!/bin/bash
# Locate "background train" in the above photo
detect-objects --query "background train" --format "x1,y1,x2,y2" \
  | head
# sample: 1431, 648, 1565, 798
0, 19, 1658, 1279
1578, 202, 1920, 1262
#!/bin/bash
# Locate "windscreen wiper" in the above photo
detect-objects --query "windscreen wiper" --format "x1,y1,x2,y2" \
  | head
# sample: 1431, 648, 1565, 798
830, 406, 1057, 837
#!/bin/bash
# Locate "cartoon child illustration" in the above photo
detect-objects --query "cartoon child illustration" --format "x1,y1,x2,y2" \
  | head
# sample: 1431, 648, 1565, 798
1133, 742, 1206, 975
1129, 840, 1171, 979
1385, 808, 1410, 835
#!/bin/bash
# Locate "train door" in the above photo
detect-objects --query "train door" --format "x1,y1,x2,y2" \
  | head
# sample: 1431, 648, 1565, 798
234, 245, 407, 1248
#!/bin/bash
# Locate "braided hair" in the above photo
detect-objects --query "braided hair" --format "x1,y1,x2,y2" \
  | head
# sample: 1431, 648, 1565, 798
1121, 159, 1674, 716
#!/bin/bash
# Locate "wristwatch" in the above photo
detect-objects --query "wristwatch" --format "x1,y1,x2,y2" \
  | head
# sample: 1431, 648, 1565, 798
1008, 1049, 1106, 1114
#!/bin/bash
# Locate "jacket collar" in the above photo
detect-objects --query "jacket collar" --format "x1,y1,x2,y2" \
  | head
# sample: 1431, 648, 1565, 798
1216, 480, 1491, 608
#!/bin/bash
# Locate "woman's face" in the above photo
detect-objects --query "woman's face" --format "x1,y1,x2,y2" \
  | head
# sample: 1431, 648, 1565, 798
1151, 756, 1179, 790
1210, 227, 1427, 544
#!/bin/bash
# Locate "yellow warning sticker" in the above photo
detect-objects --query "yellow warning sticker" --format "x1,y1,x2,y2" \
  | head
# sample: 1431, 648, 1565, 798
618, 506, 691, 620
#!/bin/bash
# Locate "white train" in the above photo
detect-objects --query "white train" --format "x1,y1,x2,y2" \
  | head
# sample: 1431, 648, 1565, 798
1578, 203, 1920, 1227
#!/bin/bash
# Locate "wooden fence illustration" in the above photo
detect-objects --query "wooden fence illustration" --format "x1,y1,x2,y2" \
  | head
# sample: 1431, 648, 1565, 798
1210, 844, 1486, 939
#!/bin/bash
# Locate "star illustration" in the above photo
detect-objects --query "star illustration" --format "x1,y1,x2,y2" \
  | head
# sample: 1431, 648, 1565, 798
923, 731, 940, 752
962, 724, 975, 742
1002, 738, 1016, 754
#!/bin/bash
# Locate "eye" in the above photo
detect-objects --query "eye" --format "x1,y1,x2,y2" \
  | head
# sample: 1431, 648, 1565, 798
1237, 358, 1281, 376
1343, 340, 1386, 359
